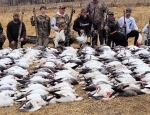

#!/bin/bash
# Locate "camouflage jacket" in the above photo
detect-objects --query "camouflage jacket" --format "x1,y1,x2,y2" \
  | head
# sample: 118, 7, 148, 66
103, 18, 119, 34
31, 15, 51, 37
0, 23, 6, 42
85, 0, 108, 23
54, 13, 69, 34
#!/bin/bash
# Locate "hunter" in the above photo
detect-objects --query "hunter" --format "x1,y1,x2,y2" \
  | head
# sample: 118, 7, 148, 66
31, 6, 51, 47
7, 12, 26, 49
85, 0, 108, 47
102, 11, 127, 47
51, 5, 75, 47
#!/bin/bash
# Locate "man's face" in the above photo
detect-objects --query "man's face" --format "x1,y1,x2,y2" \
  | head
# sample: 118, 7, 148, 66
40, 8, 46, 15
126, 11, 131, 17
13, 15, 20, 22
81, 11, 88, 18
59, 8, 65, 14
108, 14, 114, 20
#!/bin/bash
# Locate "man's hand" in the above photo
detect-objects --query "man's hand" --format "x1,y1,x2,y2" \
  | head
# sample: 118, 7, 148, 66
11, 41, 16, 45
80, 29, 84, 33
147, 24, 150, 28
56, 28, 61, 32
104, 26, 108, 30
91, 27, 94, 31
122, 24, 126, 28
20, 38, 24, 42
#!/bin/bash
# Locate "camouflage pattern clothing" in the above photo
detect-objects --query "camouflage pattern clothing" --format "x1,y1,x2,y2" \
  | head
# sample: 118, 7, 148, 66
85, 0, 108, 24
85, 0, 108, 46
102, 17, 119, 46
31, 15, 51, 47
52, 13, 69, 34
0, 23, 6, 43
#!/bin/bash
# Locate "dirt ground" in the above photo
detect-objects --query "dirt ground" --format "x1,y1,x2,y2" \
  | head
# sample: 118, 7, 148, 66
0, 4, 150, 115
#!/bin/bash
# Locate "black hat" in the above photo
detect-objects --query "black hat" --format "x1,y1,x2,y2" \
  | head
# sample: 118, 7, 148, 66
40, 6, 46, 10
126, 8, 132, 12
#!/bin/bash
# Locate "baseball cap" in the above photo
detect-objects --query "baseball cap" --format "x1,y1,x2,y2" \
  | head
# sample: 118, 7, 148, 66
13, 12, 19, 17
59, 5, 66, 9
126, 8, 132, 12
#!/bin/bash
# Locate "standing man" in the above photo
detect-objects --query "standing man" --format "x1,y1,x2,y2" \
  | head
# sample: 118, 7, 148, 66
103, 11, 127, 47
142, 23, 150, 45
85, 0, 108, 47
0, 23, 6, 49
73, 8, 92, 46
51, 5, 75, 47
118, 8, 139, 46
31, 6, 51, 47
7, 12, 26, 49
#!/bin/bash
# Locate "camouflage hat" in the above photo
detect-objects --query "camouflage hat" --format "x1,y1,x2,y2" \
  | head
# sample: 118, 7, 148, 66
81, 8, 87, 13
126, 8, 132, 12
108, 11, 114, 15
13, 12, 19, 17
59, 5, 66, 9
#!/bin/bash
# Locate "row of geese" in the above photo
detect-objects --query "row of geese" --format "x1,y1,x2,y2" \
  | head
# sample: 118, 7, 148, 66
0, 45, 150, 112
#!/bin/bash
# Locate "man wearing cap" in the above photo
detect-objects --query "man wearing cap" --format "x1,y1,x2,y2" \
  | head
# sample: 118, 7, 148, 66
103, 11, 127, 47
51, 5, 72, 47
118, 8, 139, 46
73, 8, 92, 46
85, 0, 108, 47
7, 12, 26, 49
31, 6, 51, 47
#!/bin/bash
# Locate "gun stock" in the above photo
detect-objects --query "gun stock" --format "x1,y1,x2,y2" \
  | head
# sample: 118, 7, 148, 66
17, 10, 24, 48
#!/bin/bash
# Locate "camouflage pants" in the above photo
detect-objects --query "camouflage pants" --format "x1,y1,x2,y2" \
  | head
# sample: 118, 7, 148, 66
92, 22, 104, 46
37, 36, 49, 47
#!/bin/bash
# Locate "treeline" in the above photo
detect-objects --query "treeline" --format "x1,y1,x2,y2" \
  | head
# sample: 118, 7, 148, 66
1, 0, 75, 6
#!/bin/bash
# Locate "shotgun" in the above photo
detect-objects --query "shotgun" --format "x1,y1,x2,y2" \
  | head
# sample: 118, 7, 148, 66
17, 10, 24, 48
105, 13, 108, 44
33, 7, 39, 45
123, 10, 127, 39
64, 7, 75, 46
146, 18, 150, 45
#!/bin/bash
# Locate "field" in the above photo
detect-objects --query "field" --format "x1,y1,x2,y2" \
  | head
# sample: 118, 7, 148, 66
0, 2, 150, 115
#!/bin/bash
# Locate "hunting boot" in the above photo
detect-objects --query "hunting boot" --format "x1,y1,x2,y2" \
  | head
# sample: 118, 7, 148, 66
92, 35, 98, 48
0, 42, 3, 49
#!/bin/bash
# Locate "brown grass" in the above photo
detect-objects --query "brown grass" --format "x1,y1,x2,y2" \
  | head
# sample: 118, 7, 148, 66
0, 5, 150, 115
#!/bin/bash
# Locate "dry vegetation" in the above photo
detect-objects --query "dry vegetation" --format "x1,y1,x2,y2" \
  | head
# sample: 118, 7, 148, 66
0, 3, 150, 115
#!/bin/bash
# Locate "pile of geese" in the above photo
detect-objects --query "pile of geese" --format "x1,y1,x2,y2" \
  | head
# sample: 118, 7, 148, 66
0, 44, 150, 112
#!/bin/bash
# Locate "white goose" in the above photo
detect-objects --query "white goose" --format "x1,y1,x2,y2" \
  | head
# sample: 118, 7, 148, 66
53, 30, 65, 48
48, 90, 83, 104
76, 33, 87, 45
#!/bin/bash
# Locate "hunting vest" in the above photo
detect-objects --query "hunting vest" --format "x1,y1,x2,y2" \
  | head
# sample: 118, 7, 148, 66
54, 14, 69, 34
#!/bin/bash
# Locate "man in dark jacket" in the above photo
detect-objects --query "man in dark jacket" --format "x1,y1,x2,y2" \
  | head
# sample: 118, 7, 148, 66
0, 23, 6, 49
7, 12, 26, 49
103, 11, 127, 47
73, 8, 92, 46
